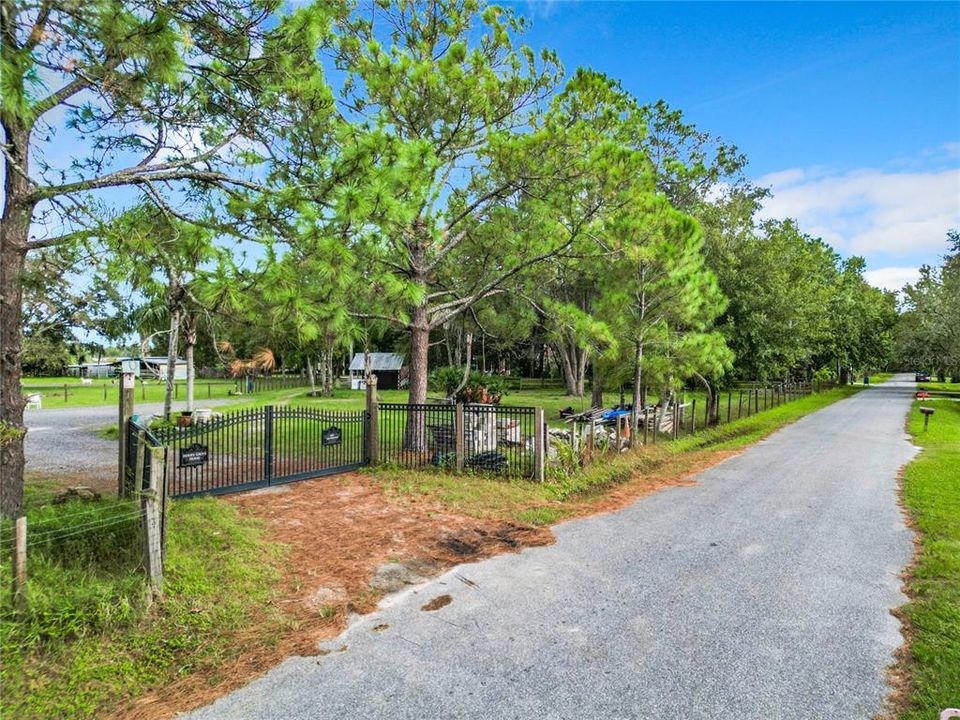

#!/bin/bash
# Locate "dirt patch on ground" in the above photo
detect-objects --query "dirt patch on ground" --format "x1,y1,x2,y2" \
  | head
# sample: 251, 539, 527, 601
26, 470, 117, 500
112, 473, 552, 719
421, 594, 453, 611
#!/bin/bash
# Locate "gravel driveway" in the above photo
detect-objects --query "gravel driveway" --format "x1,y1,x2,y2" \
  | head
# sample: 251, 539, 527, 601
186, 375, 918, 720
24, 398, 236, 491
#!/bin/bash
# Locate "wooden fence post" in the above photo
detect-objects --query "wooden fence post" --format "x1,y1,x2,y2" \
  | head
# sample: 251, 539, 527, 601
588, 417, 596, 459
727, 392, 732, 423
643, 408, 649, 446
143, 446, 165, 601
365, 375, 379, 466
118, 372, 135, 498
13, 516, 27, 617
161, 447, 170, 563
455, 403, 466, 472
132, 430, 145, 495
534, 408, 546, 482
64, 383, 68, 403
691, 399, 697, 434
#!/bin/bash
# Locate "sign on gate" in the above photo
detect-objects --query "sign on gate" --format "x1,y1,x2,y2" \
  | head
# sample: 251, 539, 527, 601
322, 426, 342, 446
179, 443, 209, 467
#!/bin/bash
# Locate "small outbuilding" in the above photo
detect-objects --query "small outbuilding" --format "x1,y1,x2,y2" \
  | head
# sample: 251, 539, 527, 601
348, 352, 406, 390
116, 356, 188, 380
65, 361, 116, 379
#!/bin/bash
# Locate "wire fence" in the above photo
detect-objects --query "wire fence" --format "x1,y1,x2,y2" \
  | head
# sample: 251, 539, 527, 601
552, 381, 825, 469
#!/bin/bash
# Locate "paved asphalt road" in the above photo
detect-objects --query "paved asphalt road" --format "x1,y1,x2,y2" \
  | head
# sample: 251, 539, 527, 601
188, 376, 918, 720
24, 398, 235, 481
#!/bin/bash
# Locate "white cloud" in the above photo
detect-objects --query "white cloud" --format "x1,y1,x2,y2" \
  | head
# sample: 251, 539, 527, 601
757, 165, 960, 257
863, 266, 921, 293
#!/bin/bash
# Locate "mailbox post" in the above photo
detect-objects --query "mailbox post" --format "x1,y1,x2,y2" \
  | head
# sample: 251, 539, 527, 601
919, 406, 935, 431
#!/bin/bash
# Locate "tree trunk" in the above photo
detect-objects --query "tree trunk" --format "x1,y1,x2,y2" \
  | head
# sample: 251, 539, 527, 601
306, 355, 317, 395
323, 338, 335, 396
185, 342, 195, 412
554, 339, 587, 397
404, 303, 431, 451
454, 332, 473, 398
0, 126, 35, 517
183, 315, 197, 412
163, 307, 181, 420
591, 360, 604, 408
631, 339, 644, 435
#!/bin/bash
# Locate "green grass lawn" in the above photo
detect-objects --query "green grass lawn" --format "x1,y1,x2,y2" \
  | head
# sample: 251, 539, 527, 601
897, 398, 960, 719
0, 483, 292, 720
917, 380, 960, 393
194, 383, 792, 429
21, 377, 242, 408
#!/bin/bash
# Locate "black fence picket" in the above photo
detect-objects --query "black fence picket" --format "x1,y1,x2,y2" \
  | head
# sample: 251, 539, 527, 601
379, 402, 456, 469
134, 405, 368, 498
463, 404, 535, 477
378, 402, 536, 477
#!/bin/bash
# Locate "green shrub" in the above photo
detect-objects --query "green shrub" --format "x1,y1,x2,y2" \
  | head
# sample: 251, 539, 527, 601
428, 366, 508, 403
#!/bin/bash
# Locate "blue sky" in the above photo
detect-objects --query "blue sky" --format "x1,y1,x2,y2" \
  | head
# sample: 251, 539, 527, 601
506, 0, 960, 290
9, 1, 958, 295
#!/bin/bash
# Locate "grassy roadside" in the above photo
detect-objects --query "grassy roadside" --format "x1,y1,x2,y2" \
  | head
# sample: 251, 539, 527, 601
374, 384, 864, 526
0, 488, 293, 720
895, 399, 960, 719
917, 381, 960, 393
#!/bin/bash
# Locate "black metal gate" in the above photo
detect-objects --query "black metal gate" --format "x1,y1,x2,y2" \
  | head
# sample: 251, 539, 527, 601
127, 405, 369, 498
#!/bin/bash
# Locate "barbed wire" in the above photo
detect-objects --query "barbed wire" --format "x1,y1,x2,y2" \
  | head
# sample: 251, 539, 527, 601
25, 512, 144, 546
5, 503, 142, 532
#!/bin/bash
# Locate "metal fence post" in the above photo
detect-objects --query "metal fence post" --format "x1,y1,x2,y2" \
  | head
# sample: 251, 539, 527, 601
455, 403, 465, 472
263, 405, 274, 484
534, 408, 545, 482
366, 376, 379, 466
